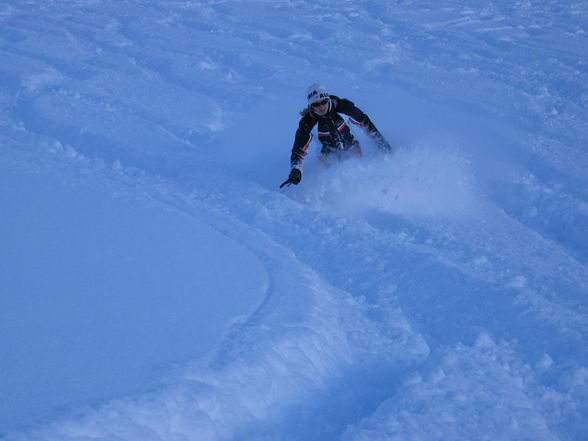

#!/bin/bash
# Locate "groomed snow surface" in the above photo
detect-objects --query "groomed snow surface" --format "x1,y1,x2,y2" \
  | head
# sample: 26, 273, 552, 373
1, 1, 587, 440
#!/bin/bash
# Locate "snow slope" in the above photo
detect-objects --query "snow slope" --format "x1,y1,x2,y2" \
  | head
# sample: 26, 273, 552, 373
1, 1, 587, 440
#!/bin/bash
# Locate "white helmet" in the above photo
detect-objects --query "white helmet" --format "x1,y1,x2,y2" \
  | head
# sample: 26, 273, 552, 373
306, 83, 329, 105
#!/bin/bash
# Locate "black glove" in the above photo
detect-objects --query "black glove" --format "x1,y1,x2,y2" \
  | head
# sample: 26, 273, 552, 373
280, 168, 302, 188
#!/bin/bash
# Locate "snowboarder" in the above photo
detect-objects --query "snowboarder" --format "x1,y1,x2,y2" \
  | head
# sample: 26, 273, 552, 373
280, 83, 392, 188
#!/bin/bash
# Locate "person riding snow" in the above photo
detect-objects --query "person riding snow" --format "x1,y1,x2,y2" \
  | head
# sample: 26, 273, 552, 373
280, 83, 392, 188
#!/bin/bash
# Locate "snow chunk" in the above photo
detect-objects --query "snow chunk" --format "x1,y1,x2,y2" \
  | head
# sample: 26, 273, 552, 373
507, 275, 527, 288
474, 332, 496, 348
535, 354, 554, 371
22, 68, 63, 93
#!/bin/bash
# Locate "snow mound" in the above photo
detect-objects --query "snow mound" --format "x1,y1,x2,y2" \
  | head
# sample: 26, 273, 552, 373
343, 338, 559, 441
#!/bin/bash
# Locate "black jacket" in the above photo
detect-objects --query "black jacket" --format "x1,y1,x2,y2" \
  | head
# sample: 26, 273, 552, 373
290, 95, 389, 168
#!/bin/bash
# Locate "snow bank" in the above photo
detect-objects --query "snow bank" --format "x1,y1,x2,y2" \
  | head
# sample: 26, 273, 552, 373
6, 197, 428, 440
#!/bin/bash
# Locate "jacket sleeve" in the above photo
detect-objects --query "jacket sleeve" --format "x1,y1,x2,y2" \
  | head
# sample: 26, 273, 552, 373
335, 98, 392, 151
290, 115, 317, 168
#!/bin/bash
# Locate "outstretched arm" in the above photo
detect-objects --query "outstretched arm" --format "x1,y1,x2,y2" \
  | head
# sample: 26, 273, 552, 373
335, 98, 392, 152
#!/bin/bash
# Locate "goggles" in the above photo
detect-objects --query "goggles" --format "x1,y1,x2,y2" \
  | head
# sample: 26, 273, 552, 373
311, 98, 329, 108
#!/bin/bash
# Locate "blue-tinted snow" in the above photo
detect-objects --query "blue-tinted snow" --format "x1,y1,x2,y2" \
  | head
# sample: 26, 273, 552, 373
0, 1, 587, 440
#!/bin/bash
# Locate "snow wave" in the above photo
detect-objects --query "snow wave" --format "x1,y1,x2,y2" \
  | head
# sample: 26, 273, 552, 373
293, 143, 479, 220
